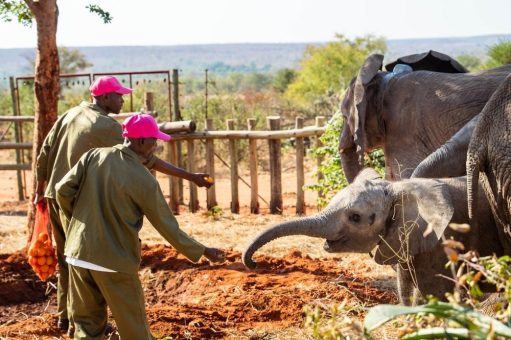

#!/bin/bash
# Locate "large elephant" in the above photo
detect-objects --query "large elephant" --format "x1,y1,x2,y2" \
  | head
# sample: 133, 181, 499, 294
243, 169, 503, 305
339, 54, 511, 182
467, 73, 511, 252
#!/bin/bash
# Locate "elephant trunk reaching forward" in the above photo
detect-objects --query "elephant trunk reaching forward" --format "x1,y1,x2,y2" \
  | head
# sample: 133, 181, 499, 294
243, 169, 503, 305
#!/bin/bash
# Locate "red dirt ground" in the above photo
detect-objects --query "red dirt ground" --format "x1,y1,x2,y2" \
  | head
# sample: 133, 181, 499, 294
0, 147, 397, 338
0, 244, 397, 339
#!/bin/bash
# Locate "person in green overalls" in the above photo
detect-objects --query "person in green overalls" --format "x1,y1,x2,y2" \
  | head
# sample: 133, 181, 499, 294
55, 113, 225, 339
34, 76, 212, 332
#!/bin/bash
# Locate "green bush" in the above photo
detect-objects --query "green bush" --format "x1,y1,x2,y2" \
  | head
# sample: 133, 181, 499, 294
307, 113, 385, 208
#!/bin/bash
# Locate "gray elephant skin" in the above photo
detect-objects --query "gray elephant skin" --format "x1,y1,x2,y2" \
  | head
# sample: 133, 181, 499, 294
243, 169, 503, 305
411, 114, 480, 179
467, 73, 511, 253
339, 54, 511, 182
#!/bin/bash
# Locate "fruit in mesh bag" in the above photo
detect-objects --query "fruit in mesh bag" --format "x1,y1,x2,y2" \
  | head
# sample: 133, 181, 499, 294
28, 232, 58, 281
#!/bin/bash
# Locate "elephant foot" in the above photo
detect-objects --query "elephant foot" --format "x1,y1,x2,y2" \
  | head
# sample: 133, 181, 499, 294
397, 267, 419, 306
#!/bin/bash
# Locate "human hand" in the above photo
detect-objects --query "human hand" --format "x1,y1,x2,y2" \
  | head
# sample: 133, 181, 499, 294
34, 181, 46, 206
33, 193, 45, 206
193, 173, 214, 188
203, 247, 225, 263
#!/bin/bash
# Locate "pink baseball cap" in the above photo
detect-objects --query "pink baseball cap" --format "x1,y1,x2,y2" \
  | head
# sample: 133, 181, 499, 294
122, 114, 171, 141
89, 76, 133, 97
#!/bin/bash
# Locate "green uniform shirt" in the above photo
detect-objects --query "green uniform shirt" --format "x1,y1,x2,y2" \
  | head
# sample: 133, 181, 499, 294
36, 101, 155, 199
56, 145, 206, 274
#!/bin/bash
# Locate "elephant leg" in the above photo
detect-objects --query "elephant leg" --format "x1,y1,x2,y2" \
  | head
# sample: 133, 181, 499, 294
397, 266, 420, 306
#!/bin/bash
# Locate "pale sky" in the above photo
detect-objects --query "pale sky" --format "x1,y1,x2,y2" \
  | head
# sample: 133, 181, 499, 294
0, 0, 509, 48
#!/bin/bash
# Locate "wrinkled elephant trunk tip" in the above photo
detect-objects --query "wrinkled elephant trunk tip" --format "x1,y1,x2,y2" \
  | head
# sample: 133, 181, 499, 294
242, 255, 257, 270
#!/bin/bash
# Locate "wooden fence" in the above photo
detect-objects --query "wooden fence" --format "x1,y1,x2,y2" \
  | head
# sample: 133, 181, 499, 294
161, 116, 326, 215
0, 111, 158, 200
0, 115, 326, 214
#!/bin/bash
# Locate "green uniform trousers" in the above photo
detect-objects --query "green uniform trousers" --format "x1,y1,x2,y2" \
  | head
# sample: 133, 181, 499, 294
47, 198, 69, 320
68, 265, 154, 340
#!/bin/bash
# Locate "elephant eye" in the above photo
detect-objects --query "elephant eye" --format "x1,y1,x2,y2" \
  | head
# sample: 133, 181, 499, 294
384, 189, 389, 196
349, 213, 361, 223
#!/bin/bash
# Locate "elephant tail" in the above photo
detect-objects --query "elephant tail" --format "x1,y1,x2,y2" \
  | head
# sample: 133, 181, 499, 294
467, 149, 483, 221
467, 156, 479, 220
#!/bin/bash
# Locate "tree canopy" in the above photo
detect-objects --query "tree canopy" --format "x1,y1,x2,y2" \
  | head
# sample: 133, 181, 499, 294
284, 34, 386, 114
0, 1, 112, 26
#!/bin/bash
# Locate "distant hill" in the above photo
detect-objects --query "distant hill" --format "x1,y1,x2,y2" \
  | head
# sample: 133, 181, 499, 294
0, 34, 510, 81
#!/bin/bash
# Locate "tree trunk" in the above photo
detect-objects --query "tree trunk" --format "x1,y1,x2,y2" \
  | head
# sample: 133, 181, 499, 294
24, 0, 60, 244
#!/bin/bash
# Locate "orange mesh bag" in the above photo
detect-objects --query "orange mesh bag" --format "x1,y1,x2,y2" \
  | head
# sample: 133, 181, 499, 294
27, 202, 57, 281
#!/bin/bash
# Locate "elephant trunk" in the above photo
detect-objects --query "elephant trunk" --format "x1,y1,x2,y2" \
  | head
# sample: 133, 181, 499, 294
340, 148, 362, 183
412, 115, 480, 179
242, 213, 334, 269
339, 123, 363, 183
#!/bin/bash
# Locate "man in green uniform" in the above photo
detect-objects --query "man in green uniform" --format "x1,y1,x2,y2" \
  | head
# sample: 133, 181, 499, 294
35, 76, 212, 331
55, 114, 225, 339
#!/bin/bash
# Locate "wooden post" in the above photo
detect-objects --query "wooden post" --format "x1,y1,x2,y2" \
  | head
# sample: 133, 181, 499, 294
143, 92, 154, 112
295, 117, 306, 215
247, 118, 259, 214
227, 119, 239, 213
144, 91, 157, 177
315, 116, 326, 199
9, 77, 23, 200
172, 69, 184, 204
267, 116, 282, 214
205, 119, 217, 209
168, 141, 179, 214
187, 139, 199, 212
172, 69, 182, 121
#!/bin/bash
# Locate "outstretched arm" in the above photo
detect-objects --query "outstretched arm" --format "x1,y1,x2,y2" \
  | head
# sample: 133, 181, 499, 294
152, 157, 213, 188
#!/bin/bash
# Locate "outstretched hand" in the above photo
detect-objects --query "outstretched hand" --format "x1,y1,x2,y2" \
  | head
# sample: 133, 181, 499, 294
203, 247, 225, 264
193, 173, 214, 188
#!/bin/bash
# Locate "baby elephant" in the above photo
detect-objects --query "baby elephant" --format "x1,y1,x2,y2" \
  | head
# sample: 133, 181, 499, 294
243, 168, 503, 305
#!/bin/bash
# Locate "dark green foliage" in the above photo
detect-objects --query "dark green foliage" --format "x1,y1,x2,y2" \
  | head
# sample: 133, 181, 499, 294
0, 0, 32, 26
456, 54, 483, 71
306, 114, 385, 208
272, 68, 297, 93
86, 4, 112, 24
59, 47, 93, 74
486, 40, 511, 67
285, 34, 386, 115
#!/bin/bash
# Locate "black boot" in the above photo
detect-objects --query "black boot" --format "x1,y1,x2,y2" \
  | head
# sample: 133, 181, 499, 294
57, 318, 69, 331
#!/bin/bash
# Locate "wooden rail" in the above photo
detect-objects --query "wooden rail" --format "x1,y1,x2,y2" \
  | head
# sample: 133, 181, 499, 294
166, 126, 324, 140
0, 109, 158, 200
165, 116, 325, 215
0, 111, 157, 123
2, 113, 326, 215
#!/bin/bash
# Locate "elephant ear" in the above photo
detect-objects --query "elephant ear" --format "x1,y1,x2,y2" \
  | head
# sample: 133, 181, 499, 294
374, 179, 454, 265
351, 54, 384, 165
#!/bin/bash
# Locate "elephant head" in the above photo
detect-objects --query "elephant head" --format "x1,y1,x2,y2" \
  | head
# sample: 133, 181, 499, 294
339, 54, 384, 183
339, 54, 511, 184
243, 168, 454, 269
